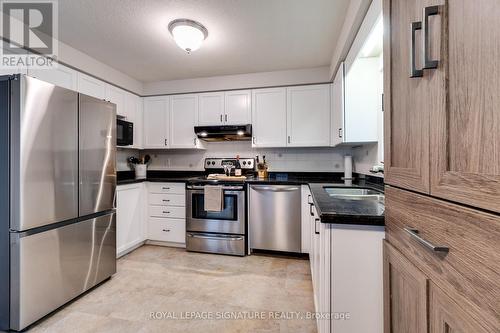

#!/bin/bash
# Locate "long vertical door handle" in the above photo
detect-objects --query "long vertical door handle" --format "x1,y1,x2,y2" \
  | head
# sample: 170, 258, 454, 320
410, 21, 423, 78
423, 5, 441, 69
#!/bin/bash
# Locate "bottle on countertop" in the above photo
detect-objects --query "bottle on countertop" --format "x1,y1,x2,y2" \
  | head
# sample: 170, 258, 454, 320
235, 155, 242, 176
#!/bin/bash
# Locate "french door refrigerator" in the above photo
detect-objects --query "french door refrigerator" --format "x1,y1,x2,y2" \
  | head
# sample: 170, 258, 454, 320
0, 75, 117, 331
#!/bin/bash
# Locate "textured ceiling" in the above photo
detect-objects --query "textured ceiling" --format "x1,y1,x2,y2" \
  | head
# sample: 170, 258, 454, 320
58, 0, 350, 82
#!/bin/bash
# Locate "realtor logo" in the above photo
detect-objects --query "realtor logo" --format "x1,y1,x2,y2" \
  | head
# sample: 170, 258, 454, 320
0, 0, 57, 68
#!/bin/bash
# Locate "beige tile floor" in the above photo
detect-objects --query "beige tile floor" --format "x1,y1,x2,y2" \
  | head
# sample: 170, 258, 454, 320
28, 245, 317, 333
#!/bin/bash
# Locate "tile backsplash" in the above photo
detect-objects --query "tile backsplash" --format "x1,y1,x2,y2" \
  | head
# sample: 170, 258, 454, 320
118, 141, 381, 177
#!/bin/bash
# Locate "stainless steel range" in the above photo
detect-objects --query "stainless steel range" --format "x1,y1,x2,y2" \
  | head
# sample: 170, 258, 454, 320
186, 158, 255, 256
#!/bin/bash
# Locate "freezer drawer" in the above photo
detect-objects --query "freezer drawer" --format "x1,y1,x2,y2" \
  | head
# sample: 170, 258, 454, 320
10, 213, 116, 331
249, 185, 302, 252
186, 233, 245, 256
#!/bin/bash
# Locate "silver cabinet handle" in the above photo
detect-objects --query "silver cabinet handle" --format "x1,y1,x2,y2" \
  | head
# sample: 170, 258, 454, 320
162, 211, 171, 214
252, 137, 256, 144
162, 199, 170, 202
410, 21, 423, 78
338, 128, 342, 138
220, 114, 223, 123
404, 228, 449, 253
194, 138, 197, 146
162, 229, 171, 232
423, 5, 441, 69
164, 138, 168, 146
225, 114, 228, 122
315, 218, 320, 234
162, 187, 170, 190
288, 136, 291, 144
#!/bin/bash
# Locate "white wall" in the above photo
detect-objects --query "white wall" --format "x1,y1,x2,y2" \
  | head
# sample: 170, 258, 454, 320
118, 141, 382, 179
118, 142, 353, 173
143, 67, 331, 95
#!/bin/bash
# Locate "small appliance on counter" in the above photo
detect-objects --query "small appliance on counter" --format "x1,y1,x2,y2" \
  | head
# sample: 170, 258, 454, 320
127, 155, 151, 179
186, 157, 255, 256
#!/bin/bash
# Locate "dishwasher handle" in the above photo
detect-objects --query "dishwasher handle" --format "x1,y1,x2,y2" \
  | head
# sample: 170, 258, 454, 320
251, 186, 300, 192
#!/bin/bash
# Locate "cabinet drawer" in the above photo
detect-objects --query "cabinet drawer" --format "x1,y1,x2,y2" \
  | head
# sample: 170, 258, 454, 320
148, 183, 185, 195
385, 186, 500, 331
148, 218, 185, 243
149, 205, 185, 219
149, 193, 185, 207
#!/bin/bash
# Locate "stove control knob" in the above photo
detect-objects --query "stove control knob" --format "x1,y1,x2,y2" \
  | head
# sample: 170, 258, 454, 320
207, 161, 210, 165
242, 161, 247, 165
212, 161, 216, 165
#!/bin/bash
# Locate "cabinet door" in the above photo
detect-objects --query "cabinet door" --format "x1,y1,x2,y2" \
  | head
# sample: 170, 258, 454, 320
383, 0, 432, 194
383, 241, 428, 333
170, 94, 198, 148
116, 184, 144, 256
331, 64, 344, 146
287, 85, 330, 147
224, 90, 251, 125
198, 92, 224, 126
318, 223, 331, 333
429, 0, 500, 213
77, 73, 106, 99
429, 283, 489, 333
143, 96, 169, 148
134, 96, 143, 149
28, 64, 77, 91
300, 186, 313, 254
251, 88, 287, 147
106, 85, 126, 118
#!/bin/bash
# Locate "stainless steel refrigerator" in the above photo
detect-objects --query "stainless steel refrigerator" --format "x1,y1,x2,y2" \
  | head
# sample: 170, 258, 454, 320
0, 75, 117, 331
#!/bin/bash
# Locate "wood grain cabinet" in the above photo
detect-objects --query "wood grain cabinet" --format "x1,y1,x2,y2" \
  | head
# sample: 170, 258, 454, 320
385, 0, 500, 212
383, 241, 428, 333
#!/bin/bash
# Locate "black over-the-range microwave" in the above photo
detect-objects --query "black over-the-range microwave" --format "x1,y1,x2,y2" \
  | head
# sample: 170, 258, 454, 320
117, 119, 134, 146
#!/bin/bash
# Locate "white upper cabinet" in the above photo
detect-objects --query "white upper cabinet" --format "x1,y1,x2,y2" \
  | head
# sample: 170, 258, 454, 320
143, 96, 170, 149
331, 63, 344, 146
198, 90, 251, 126
251, 88, 287, 147
198, 92, 224, 126
119, 91, 143, 149
77, 72, 106, 100
224, 90, 251, 125
287, 84, 330, 147
170, 94, 199, 149
105, 84, 126, 117
27, 63, 77, 91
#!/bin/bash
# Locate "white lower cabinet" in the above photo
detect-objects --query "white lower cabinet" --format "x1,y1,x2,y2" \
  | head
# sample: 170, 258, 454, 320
147, 218, 185, 243
306, 188, 385, 333
116, 183, 146, 257
147, 182, 186, 246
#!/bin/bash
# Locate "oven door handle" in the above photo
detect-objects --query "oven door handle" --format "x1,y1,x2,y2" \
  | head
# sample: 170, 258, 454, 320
187, 233, 244, 241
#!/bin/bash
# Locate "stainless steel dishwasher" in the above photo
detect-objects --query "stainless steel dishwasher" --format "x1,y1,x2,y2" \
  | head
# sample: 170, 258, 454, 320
249, 185, 301, 253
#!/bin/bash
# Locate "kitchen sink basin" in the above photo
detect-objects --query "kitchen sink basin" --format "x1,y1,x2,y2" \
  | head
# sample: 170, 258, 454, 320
323, 187, 384, 201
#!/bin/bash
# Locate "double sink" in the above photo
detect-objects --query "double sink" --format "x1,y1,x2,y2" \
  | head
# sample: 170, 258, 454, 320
324, 187, 384, 203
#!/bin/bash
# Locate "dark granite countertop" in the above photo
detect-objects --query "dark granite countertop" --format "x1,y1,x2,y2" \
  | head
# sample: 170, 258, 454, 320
307, 182, 384, 226
117, 170, 385, 226
117, 170, 203, 185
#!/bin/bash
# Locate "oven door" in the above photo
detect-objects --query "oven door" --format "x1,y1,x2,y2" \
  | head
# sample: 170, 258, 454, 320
186, 186, 245, 235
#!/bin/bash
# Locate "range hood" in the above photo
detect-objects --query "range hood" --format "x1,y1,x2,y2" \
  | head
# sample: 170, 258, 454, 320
194, 124, 252, 142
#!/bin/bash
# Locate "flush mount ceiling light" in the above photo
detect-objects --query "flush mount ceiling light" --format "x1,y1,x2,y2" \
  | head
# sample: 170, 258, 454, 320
168, 19, 208, 54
